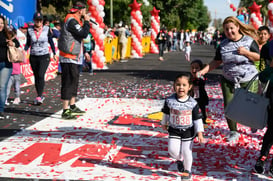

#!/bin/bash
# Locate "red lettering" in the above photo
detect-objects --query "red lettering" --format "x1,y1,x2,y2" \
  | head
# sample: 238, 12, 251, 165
4, 143, 111, 167
109, 114, 161, 127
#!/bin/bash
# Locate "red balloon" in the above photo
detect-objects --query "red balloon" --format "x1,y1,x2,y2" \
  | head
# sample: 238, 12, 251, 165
99, 0, 105, 6
249, 2, 262, 13
150, 7, 160, 17
230, 4, 234, 9
87, 0, 92, 5
89, 6, 96, 12
129, 0, 142, 11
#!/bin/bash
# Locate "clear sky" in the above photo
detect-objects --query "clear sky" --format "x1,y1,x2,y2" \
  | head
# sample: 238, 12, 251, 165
204, 0, 240, 22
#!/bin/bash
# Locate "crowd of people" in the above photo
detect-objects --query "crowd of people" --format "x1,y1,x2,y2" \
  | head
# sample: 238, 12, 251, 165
1, 1, 273, 180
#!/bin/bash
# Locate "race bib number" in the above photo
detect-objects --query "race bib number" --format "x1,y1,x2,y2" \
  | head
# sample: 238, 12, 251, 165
170, 114, 192, 126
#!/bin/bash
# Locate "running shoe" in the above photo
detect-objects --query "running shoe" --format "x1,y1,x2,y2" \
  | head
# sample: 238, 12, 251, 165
254, 156, 266, 174
62, 109, 77, 120
70, 106, 86, 116
227, 131, 240, 142
13, 97, 20, 105
181, 170, 192, 180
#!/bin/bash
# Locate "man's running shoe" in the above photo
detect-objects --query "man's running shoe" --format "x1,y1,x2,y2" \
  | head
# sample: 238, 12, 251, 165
70, 106, 86, 116
62, 109, 77, 120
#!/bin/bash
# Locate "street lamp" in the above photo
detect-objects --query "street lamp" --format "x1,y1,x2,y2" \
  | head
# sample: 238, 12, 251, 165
110, 0, 113, 27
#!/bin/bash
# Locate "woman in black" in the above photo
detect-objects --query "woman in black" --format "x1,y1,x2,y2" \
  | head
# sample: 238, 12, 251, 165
156, 27, 167, 61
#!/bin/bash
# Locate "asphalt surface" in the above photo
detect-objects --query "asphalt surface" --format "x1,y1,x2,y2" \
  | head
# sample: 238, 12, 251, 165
2, 44, 219, 139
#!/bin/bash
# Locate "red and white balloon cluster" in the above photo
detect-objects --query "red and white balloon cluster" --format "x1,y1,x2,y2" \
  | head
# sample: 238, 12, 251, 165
87, 0, 106, 69
149, 7, 160, 54
268, 1, 273, 34
249, 1, 263, 30
129, 0, 143, 58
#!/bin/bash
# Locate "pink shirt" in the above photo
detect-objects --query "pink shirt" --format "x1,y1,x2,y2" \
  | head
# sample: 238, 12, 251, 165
12, 63, 21, 75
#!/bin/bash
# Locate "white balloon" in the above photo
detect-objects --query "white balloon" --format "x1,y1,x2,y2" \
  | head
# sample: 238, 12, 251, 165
98, 5, 104, 11
250, 13, 256, 19
99, 34, 105, 40
92, 23, 98, 29
101, 57, 106, 62
92, 0, 99, 6
253, 17, 258, 22
96, 28, 103, 34
268, 3, 273, 11
136, 11, 141, 17
99, 11, 105, 18
97, 50, 103, 57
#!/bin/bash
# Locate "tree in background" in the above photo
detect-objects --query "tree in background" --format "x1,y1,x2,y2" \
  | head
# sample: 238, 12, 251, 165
39, 0, 210, 31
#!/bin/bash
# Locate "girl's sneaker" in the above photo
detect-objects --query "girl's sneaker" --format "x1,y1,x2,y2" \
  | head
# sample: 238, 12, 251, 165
34, 96, 45, 105
13, 97, 20, 105
181, 170, 192, 181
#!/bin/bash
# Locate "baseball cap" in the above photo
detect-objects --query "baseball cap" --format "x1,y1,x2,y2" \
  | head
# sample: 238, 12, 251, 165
33, 12, 43, 20
21, 23, 28, 29
70, 2, 86, 13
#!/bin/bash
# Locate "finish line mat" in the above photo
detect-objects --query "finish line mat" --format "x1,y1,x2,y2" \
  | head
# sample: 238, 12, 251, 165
0, 97, 272, 181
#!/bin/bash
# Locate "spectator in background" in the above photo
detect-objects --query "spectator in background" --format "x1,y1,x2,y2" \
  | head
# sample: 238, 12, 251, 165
0, 15, 20, 119
52, 20, 61, 39
156, 27, 168, 61
117, 22, 129, 62
58, 1, 90, 119
178, 29, 185, 51
6, 18, 28, 105
24, 12, 57, 105
256, 26, 270, 71
83, 32, 95, 75
172, 28, 178, 51
6, 25, 26, 105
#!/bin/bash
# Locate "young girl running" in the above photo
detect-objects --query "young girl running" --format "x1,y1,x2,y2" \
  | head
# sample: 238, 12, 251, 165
190, 60, 209, 124
161, 73, 204, 180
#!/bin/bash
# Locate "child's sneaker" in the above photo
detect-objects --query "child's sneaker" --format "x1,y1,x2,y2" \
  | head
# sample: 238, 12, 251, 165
34, 96, 45, 105
254, 156, 267, 174
176, 160, 184, 172
181, 170, 192, 181
5, 100, 9, 106
13, 97, 20, 105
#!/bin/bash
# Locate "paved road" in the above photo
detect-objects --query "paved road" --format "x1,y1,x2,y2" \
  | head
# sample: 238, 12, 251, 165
2, 44, 218, 138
